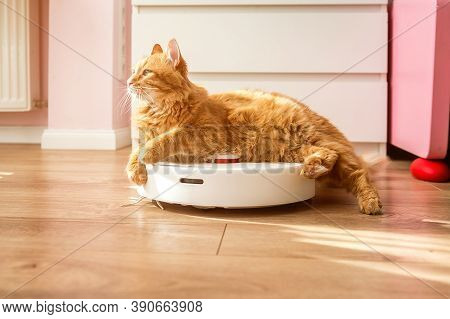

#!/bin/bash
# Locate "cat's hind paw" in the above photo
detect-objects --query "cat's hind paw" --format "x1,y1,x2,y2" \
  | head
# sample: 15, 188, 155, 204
358, 196, 383, 215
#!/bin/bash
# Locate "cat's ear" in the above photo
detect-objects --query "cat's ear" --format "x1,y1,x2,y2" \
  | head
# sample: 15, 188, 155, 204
167, 39, 181, 67
167, 39, 188, 76
151, 44, 163, 55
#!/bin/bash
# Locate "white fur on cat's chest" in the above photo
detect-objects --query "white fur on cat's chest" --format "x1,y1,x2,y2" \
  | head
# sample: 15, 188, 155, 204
137, 162, 315, 209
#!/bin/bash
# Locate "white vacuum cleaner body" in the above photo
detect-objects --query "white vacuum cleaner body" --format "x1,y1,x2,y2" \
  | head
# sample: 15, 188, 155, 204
138, 162, 315, 209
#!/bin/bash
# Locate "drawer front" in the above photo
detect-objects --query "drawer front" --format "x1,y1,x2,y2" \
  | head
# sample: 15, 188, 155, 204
133, 4, 387, 73
190, 73, 387, 142
132, 1, 387, 144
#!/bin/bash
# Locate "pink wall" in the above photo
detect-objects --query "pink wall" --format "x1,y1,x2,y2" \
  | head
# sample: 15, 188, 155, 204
0, 0, 49, 126
48, 0, 131, 130
0, 0, 131, 131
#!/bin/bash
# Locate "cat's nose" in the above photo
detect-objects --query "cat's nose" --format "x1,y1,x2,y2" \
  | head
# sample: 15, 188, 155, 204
127, 79, 135, 87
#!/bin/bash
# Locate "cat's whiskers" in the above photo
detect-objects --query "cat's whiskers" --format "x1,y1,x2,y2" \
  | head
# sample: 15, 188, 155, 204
119, 93, 132, 117
115, 89, 132, 118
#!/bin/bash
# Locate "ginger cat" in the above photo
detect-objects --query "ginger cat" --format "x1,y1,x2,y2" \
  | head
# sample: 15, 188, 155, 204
126, 39, 382, 215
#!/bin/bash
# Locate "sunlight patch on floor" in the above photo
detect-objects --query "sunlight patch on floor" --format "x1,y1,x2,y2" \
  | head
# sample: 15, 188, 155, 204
423, 219, 450, 225
173, 213, 450, 282
334, 258, 450, 286
285, 225, 450, 262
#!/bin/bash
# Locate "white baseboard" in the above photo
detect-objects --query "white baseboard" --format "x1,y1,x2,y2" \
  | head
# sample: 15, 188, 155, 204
0, 126, 45, 144
352, 142, 387, 166
41, 127, 131, 150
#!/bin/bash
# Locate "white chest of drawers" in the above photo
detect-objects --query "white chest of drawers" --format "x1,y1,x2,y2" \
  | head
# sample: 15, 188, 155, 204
132, 0, 388, 161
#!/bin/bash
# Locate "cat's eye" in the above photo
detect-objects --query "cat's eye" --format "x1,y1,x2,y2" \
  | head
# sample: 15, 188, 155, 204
143, 69, 153, 76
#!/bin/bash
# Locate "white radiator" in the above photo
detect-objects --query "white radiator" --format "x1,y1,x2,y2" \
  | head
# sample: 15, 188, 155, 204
0, 0, 40, 112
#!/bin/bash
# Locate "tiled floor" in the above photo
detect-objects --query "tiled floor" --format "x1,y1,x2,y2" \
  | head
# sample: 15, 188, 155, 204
0, 144, 449, 298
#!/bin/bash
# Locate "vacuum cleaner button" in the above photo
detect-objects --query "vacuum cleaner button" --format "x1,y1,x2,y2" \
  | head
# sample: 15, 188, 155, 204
180, 178, 204, 184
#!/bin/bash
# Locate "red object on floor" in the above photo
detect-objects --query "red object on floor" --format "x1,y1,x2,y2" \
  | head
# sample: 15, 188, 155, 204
214, 154, 240, 164
410, 158, 449, 182
215, 158, 240, 164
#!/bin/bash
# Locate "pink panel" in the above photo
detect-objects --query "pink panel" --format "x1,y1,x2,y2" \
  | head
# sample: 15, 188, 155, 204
48, 0, 131, 131
48, 0, 114, 130
390, 0, 450, 159
112, 0, 132, 129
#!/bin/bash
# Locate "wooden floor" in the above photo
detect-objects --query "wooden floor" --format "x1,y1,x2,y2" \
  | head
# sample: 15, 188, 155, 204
0, 144, 449, 298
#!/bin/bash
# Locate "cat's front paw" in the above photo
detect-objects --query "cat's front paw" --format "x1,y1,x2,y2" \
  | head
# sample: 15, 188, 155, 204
358, 196, 383, 215
300, 157, 329, 179
127, 163, 148, 185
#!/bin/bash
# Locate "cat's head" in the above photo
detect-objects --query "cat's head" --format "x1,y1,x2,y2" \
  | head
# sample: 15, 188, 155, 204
127, 39, 190, 105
